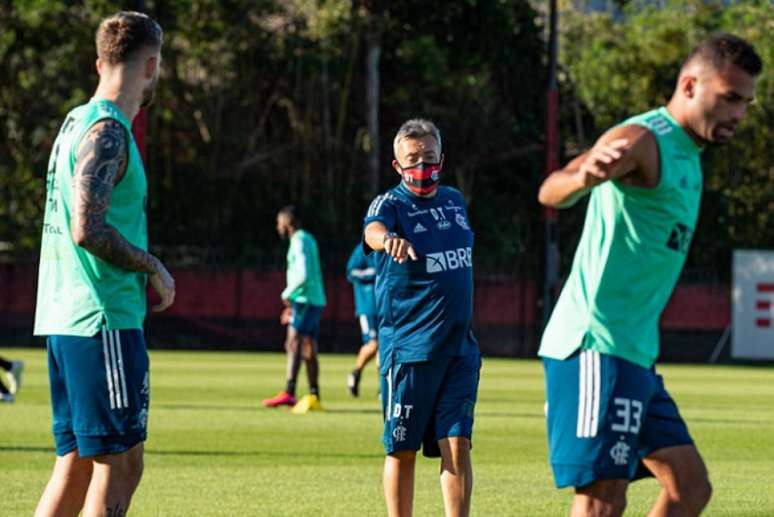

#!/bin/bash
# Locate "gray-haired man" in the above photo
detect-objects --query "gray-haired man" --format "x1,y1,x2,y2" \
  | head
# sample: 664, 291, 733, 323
363, 119, 481, 516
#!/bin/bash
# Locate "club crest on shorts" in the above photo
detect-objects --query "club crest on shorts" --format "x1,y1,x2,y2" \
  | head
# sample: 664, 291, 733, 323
392, 425, 407, 442
610, 438, 630, 466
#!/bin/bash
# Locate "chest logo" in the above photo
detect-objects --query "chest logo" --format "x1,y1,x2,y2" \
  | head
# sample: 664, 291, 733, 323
426, 247, 473, 274
667, 223, 693, 253
413, 222, 427, 234
455, 213, 470, 230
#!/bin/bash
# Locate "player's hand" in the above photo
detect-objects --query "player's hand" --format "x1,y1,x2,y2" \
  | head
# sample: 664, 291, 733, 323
575, 138, 629, 188
280, 307, 291, 325
149, 256, 175, 312
384, 234, 418, 264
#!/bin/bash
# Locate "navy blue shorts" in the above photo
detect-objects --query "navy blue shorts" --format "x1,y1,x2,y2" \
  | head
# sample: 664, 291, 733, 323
290, 303, 323, 339
381, 352, 481, 457
47, 328, 150, 457
543, 349, 693, 488
358, 314, 378, 345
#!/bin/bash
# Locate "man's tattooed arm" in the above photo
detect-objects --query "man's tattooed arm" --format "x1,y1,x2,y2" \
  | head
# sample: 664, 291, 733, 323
71, 119, 159, 274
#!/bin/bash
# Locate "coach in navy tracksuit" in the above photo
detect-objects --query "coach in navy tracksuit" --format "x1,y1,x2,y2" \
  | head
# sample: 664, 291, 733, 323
363, 118, 481, 517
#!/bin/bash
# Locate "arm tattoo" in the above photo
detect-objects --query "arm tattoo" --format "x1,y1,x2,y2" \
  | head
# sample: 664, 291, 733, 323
71, 120, 157, 274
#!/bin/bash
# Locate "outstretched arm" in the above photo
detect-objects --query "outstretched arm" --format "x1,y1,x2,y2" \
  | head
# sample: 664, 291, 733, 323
538, 124, 659, 208
364, 221, 417, 263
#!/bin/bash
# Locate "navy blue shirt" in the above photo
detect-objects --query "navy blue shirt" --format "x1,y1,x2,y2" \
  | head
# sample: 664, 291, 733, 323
364, 183, 479, 371
346, 244, 377, 316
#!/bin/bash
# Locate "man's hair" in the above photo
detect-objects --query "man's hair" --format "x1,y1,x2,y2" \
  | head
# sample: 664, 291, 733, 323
96, 11, 163, 65
683, 33, 762, 76
278, 205, 301, 227
393, 119, 442, 157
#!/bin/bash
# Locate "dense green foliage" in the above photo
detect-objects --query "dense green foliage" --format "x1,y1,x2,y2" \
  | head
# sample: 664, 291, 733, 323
0, 0, 546, 272
0, 0, 771, 277
2, 349, 774, 515
559, 0, 774, 276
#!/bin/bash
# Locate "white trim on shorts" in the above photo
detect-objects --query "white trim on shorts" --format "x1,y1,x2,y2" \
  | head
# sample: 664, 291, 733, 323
385, 367, 393, 421
102, 327, 129, 410
576, 349, 600, 438
359, 314, 371, 335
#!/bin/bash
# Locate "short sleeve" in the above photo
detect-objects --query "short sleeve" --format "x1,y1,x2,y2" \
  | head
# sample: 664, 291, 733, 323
363, 192, 398, 254
363, 192, 397, 231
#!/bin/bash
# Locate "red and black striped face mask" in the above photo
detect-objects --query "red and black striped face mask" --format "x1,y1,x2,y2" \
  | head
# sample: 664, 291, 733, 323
394, 160, 443, 196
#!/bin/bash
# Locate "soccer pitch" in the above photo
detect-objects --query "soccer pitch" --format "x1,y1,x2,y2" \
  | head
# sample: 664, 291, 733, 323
2, 349, 773, 516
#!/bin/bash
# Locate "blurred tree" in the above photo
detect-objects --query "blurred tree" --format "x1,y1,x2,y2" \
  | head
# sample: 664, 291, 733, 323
0, 0, 548, 275
557, 0, 773, 278
13, 1, 771, 279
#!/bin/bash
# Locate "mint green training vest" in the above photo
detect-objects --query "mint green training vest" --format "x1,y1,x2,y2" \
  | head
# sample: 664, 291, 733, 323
34, 98, 148, 336
282, 229, 327, 307
539, 107, 703, 368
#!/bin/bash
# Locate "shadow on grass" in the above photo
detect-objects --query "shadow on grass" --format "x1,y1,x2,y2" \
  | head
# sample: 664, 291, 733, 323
0, 446, 53, 454
147, 449, 383, 459
0, 445, 382, 459
155, 403, 383, 415
477, 411, 543, 419
322, 407, 382, 415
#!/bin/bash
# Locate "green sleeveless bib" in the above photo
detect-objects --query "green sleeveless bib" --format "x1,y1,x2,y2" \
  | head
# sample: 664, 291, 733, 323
539, 107, 703, 368
34, 98, 148, 336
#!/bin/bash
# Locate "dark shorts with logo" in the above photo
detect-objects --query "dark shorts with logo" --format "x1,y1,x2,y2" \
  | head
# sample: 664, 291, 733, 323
380, 352, 481, 457
47, 328, 150, 457
543, 349, 693, 488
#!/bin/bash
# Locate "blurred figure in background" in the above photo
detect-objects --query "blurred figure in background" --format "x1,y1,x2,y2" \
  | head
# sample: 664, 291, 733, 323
263, 205, 327, 414
345, 243, 379, 397
0, 354, 24, 403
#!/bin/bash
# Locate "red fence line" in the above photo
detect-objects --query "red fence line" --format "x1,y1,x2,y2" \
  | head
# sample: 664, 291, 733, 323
0, 264, 729, 330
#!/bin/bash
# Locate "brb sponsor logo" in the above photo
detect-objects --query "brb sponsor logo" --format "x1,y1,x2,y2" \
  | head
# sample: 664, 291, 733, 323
426, 247, 473, 274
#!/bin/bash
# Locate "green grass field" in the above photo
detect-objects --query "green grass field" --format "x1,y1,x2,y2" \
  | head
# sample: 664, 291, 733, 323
2, 348, 774, 516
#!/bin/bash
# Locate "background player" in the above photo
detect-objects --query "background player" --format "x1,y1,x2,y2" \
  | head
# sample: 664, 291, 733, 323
263, 206, 327, 414
33, 12, 175, 517
364, 119, 481, 517
345, 243, 379, 397
0, 354, 24, 403
538, 33, 761, 517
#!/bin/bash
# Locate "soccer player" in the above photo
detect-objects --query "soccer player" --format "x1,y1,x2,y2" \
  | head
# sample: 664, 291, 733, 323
263, 206, 327, 414
345, 243, 379, 397
0, 355, 24, 403
364, 119, 481, 517
538, 34, 761, 517
32, 11, 174, 517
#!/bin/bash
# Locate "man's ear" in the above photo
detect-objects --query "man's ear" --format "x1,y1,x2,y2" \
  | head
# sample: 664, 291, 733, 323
392, 159, 402, 175
679, 74, 697, 99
